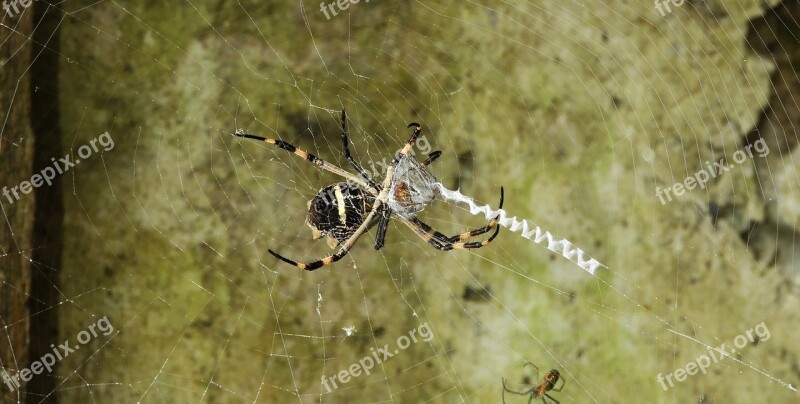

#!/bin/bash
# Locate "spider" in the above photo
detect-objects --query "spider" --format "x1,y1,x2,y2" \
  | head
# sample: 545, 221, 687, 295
502, 362, 565, 404
234, 109, 503, 270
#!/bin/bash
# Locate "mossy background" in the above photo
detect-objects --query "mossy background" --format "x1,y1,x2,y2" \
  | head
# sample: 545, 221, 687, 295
38, 0, 800, 402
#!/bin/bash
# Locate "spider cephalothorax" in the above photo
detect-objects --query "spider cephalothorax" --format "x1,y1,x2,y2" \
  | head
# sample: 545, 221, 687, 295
235, 110, 502, 270
386, 153, 438, 217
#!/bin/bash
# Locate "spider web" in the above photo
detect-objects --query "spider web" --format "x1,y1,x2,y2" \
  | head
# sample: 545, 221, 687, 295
1, 0, 799, 402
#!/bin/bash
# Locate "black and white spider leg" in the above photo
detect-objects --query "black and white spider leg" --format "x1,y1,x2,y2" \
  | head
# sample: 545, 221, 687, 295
421, 150, 442, 168
397, 187, 503, 250
339, 109, 381, 190
233, 130, 378, 194
373, 208, 391, 250
446, 187, 504, 242
403, 216, 501, 251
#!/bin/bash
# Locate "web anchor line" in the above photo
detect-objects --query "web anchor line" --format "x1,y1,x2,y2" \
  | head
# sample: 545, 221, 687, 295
434, 184, 605, 275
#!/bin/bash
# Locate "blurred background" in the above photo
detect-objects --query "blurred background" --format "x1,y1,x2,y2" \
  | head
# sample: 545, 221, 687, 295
2, 0, 799, 402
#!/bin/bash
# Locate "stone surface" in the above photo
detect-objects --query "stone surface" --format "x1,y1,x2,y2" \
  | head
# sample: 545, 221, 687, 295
48, 0, 800, 402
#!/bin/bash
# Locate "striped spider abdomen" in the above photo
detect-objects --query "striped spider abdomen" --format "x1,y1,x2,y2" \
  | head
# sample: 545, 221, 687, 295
305, 182, 376, 248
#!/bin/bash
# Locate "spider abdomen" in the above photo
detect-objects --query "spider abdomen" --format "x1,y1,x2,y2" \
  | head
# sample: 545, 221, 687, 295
305, 182, 375, 246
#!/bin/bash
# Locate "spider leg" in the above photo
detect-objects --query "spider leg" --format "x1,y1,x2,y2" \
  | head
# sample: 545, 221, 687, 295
421, 150, 442, 168
523, 362, 540, 379
551, 376, 565, 392
447, 187, 504, 242
339, 110, 381, 190
399, 216, 500, 251
395, 186, 503, 250
373, 207, 391, 250
268, 247, 349, 271
391, 122, 423, 164
269, 190, 389, 270
234, 130, 378, 194
542, 394, 560, 404
503, 378, 536, 399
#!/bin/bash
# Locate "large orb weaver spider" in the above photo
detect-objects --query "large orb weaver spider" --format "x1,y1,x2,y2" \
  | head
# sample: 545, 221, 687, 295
234, 110, 503, 270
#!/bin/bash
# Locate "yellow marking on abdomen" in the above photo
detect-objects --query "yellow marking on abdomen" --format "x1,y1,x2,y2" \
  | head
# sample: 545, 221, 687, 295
334, 185, 347, 224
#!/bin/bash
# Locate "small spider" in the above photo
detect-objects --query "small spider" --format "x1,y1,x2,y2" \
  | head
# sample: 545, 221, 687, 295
234, 110, 503, 270
502, 362, 565, 404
